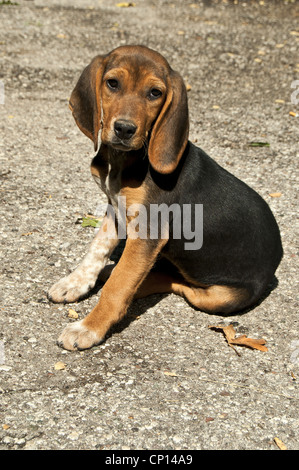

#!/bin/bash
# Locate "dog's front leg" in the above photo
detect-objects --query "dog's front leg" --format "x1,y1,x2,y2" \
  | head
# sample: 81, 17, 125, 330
48, 213, 119, 303
57, 237, 167, 350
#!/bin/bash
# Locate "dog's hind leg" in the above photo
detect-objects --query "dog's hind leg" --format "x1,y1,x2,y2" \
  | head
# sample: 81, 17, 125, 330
135, 271, 251, 314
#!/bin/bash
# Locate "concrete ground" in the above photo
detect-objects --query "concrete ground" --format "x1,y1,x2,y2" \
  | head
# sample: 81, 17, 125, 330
0, 0, 298, 450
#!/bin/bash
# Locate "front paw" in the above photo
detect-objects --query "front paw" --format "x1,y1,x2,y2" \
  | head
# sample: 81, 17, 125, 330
48, 273, 95, 303
57, 320, 103, 351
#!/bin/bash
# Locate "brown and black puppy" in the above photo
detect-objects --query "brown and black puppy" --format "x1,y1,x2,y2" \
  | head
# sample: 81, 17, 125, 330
48, 45, 283, 351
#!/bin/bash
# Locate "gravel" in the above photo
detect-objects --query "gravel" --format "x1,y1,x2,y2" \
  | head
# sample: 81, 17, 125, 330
0, 0, 298, 450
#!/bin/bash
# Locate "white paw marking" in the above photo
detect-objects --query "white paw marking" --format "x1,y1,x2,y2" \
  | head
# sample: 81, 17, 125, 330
48, 272, 95, 303
57, 320, 103, 351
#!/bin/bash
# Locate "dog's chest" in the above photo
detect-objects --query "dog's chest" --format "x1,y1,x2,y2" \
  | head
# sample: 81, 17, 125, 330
91, 150, 148, 216
106, 163, 122, 208
93, 160, 123, 212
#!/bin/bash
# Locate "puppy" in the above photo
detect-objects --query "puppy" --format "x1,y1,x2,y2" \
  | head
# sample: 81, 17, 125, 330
48, 45, 283, 351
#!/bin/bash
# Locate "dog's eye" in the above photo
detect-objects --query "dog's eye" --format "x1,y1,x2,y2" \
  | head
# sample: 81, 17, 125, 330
106, 79, 119, 91
148, 88, 162, 100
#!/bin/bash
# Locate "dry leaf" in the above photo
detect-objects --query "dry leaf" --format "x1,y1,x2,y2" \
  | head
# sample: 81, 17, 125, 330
209, 324, 268, 354
2, 424, 10, 430
274, 437, 287, 450
54, 361, 66, 370
205, 417, 214, 422
269, 192, 282, 198
231, 335, 268, 352
68, 308, 79, 319
116, 2, 136, 6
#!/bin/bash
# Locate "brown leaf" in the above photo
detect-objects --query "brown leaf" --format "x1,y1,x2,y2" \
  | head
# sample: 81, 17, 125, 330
230, 335, 268, 352
209, 324, 268, 354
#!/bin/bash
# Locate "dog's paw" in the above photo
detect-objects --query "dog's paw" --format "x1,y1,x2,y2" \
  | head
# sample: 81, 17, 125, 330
57, 320, 103, 351
48, 273, 95, 303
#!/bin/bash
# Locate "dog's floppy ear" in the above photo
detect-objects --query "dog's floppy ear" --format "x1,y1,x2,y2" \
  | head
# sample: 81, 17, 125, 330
148, 70, 189, 174
69, 55, 106, 152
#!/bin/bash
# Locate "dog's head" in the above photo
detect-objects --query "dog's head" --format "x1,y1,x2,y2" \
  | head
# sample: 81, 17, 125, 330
69, 45, 189, 174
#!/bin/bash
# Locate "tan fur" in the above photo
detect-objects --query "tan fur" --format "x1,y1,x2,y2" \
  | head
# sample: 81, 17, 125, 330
81, 238, 168, 340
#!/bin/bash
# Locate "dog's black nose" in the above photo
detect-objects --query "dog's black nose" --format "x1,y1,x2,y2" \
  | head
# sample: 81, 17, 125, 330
114, 120, 137, 140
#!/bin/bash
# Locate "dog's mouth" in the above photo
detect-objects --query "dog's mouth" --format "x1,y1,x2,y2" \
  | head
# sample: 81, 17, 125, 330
107, 135, 146, 152
110, 139, 134, 151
